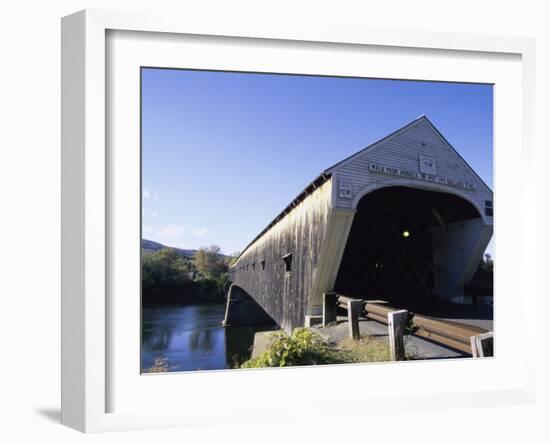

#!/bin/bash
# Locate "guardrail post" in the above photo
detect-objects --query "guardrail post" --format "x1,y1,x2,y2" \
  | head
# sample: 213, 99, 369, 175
388, 309, 409, 361
470, 331, 494, 357
348, 300, 362, 340
322, 292, 337, 326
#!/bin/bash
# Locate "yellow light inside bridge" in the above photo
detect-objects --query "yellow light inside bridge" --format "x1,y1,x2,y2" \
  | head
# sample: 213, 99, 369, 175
402, 230, 410, 238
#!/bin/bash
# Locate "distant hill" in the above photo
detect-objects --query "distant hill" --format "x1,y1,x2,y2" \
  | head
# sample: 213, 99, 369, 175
141, 239, 227, 259
141, 239, 197, 259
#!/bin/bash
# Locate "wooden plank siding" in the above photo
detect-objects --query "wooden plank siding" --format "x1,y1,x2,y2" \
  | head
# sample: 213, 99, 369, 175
229, 179, 334, 333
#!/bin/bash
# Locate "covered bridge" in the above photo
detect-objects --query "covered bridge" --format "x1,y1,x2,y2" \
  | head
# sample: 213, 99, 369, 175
227, 116, 493, 333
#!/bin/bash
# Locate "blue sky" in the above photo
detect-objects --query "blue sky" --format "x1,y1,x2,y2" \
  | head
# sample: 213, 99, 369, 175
141, 68, 493, 256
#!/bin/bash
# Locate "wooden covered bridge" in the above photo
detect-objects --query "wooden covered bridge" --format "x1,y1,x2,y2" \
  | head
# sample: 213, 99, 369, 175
226, 116, 493, 334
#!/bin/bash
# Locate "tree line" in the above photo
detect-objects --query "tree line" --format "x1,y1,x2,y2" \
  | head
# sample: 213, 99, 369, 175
142, 244, 238, 304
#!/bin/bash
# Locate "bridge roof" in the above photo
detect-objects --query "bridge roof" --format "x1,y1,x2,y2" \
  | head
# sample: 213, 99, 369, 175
323, 115, 492, 194
322, 114, 428, 174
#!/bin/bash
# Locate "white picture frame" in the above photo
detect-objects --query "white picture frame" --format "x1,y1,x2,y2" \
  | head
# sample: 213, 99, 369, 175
61, 9, 538, 433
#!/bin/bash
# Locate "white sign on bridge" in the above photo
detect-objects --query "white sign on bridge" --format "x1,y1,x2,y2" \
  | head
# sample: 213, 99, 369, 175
369, 162, 476, 191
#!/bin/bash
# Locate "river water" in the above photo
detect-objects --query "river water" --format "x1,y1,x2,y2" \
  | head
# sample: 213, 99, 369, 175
141, 303, 276, 373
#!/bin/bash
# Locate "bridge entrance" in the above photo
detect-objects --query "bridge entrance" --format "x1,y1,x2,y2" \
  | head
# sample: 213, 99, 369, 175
333, 186, 482, 306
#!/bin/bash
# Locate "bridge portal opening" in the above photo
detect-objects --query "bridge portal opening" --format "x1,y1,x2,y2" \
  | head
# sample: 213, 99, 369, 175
333, 186, 482, 306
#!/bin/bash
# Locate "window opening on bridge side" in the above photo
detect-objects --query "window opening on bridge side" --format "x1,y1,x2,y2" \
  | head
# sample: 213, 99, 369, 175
261, 259, 266, 270
484, 200, 493, 217
252, 262, 256, 271
282, 253, 292, 273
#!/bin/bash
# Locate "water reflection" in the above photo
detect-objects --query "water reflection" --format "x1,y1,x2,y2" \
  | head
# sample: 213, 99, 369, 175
188, 329, 216, 353
141, 304, 277, 373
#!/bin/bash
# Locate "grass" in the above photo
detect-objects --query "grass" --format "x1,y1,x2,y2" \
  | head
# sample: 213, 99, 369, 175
338, 336, 419, 361
336, 336, 392, 363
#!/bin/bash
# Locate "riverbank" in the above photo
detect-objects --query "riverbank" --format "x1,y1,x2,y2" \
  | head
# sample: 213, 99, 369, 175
142, 279, 226, 304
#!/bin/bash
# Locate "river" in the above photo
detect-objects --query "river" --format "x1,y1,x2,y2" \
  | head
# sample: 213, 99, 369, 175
141, 303, 277, 373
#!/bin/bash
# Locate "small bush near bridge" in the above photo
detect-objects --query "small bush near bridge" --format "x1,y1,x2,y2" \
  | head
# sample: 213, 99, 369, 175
240, 328, 391, 368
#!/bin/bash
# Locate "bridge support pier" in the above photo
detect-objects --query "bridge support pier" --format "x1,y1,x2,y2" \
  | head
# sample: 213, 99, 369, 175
223, 284, 277, 327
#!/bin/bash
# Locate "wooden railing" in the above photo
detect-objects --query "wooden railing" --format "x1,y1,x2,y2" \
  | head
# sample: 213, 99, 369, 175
322, 292, 494, 359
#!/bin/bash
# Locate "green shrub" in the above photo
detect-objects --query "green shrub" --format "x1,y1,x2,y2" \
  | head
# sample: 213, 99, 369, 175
241, 328, 343, 368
